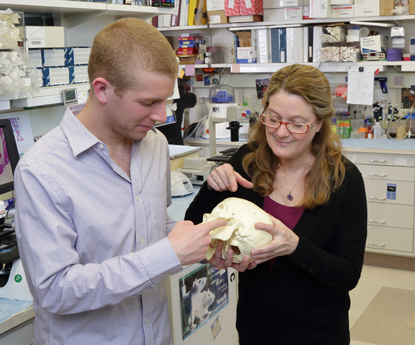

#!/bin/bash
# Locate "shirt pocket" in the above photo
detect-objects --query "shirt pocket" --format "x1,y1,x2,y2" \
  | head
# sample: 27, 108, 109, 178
149, 177, 168, 233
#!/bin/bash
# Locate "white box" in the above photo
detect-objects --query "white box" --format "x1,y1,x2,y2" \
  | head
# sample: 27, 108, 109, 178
28, 49, 42, 67
22, 26, 65, 48
207, 0, 225, 11
285, 7, 303, 19
331, 5, 354, 17
43, 67, 70, 86
264, 8, 285, 21
360, 35, 388, 53
330, 0, 353, 3
264, 0, 304, 7
309, 0, 332, 17
237, 47, 254, 63
354, 0, 379, 16
69, 65, 89, 84
42, 48, 66, 67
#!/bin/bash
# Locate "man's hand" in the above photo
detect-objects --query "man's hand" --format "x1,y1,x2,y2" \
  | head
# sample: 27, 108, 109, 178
168, 219, 227, 266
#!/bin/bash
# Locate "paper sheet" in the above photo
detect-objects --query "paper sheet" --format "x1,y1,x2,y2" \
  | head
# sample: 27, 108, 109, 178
0, 111, 35, 155
347, 70, 375, 106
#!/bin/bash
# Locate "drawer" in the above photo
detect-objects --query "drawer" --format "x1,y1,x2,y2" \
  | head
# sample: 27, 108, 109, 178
345, 153, 415, 167
368, 203, 414, 229
357, 164, 415, 182
365, 179, 414, 205
367, 225, 413, 253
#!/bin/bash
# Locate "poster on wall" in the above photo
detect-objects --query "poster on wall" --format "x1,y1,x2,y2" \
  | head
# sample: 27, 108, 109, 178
179, 264, 229, 339
0, 112, 35, 155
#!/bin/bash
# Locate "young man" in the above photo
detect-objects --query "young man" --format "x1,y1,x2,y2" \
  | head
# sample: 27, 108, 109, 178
15, 18, 225, 345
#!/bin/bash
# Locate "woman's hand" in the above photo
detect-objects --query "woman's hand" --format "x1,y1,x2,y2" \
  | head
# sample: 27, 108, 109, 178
208, 242, 258, 272
207, 163, 253, 192
250, 216, 299, 265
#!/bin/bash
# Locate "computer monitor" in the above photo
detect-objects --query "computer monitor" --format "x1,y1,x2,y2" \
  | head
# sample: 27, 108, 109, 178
0, 119, 19, 195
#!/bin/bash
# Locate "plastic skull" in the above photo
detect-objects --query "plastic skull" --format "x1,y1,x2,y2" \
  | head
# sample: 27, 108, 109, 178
203, 197, 273, 263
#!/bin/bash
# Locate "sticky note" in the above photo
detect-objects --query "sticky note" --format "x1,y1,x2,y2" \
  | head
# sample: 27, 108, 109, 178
185, 64, 195, 76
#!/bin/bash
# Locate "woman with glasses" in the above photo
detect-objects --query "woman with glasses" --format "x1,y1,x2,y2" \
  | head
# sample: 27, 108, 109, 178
185, 64, 367, 345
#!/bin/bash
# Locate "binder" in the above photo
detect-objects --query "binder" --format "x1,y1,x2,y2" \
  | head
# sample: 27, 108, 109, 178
313, 26, 323, 62
187, 0, 198, 25
307, 26, 313, 62
171, 0, 181, 26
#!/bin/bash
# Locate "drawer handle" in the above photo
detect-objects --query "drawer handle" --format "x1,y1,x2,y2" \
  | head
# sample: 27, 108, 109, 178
369, 173, 387, 177
368, 242, 385, 247
369, 159, 387, 163
369, 219, 386, 224
369, 196, 386, 201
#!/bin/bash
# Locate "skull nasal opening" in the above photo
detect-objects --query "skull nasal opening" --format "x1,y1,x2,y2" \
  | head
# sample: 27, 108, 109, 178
231, 246, 241, 255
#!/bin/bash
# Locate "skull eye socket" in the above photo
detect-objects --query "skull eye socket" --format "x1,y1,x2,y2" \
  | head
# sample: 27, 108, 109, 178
231, 245, 241, 255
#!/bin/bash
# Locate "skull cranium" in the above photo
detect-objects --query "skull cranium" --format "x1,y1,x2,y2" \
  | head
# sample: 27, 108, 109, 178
203, 197, 273, 263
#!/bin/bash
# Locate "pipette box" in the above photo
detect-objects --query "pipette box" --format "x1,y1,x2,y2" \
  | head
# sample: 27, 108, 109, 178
43, 67, 70, 86
66, 47, 91, 66
69, 65, 89, 84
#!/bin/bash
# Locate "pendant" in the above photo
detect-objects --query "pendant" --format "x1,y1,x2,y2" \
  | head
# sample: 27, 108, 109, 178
287, 193, 294, 201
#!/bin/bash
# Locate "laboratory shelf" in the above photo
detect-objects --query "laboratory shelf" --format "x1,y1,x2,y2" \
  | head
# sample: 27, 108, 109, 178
0, 1, 173, 27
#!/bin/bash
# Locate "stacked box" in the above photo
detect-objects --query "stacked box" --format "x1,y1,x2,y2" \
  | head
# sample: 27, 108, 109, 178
42, 48, 66, 67
28, 49, 43, 68
66, 47, 91, 66
69, 66, 89, 84
43, 67, 70, 86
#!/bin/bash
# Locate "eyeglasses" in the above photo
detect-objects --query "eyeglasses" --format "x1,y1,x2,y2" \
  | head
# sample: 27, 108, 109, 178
260, 106, 317, 134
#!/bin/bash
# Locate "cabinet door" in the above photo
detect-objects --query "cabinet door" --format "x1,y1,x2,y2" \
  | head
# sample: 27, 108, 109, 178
367, 203, 413, 229
364, 179, 414, 206
367, 225, 414, 254
357, 164, 415, 182
345, 153, 415, 167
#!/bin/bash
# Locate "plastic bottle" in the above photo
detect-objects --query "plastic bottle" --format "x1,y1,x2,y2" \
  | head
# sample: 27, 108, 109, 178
373, 122, 382, 139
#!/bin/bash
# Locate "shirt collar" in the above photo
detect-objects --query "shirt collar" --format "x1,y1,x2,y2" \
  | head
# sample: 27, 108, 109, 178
61, 105, 157, 157
61, 105, 100, 157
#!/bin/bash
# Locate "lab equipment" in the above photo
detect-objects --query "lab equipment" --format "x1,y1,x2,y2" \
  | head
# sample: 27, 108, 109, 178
177, 157, 216, 185
0, 119, 32, 301
202, 84, 238, 139
171, 170, 193, 197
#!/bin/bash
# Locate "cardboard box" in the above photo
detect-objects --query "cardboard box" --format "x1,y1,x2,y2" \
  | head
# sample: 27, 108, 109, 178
229, 15, 263, 22
177, 54, 197, 65
237, 47, 254, 63
330, 0, 353, 3
22, 26, 65, 48
410, 0, 415, 14
240, 0, 263, 15
380, 0, 394, 14
331, 5, 353, 17
208, 10, 229, 24
354, 0, 379, 16
309, 0, 331, 17
225, 0, 240, 16
207, 0, 225, 11
284, 7, 303, 20
264, 8, 285, 21
360, 35, 388, 53
236, 31, 252, 47
264, 0, 304, 7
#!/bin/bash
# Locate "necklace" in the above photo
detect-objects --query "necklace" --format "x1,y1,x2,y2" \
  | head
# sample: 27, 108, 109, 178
279, 165, 306, 202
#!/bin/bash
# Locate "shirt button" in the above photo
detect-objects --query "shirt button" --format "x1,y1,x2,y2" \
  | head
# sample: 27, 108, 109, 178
146, 318, 149, 323
140, 238, 144, 243
136, 196, 139, 202
98, 143, 104, 150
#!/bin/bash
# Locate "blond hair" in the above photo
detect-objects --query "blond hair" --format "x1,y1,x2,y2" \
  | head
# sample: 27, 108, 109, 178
88, 18, 178, 97
242, 64, 345, 209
